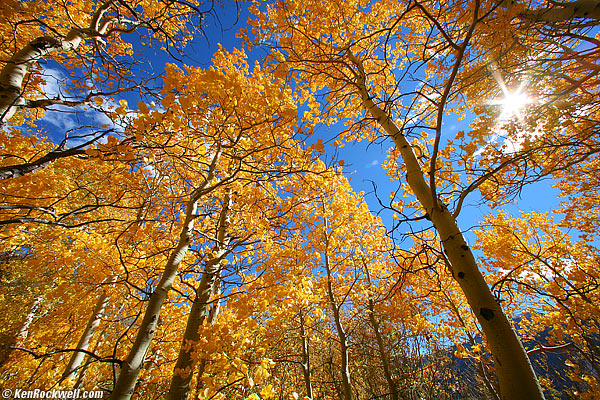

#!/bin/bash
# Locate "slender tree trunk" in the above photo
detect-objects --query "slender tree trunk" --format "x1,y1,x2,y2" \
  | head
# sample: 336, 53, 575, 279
109, 190, 205, 400
298, 309, 313, 399
63, 278, 114, 381
0, 1, 114, 124
17, 296, 42, 343
73, 329, 106, 390
348, 52, 544, 400
193, 283, 222, 399
367, 299, 398, 400
166, 191, 231, 400
0, 296, 43, 366
323, 234, 353, 400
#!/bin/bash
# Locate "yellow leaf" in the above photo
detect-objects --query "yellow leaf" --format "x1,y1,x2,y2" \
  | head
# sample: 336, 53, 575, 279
260, 384, 276, 399
138, 101, 149, 114
312, 139, 325, 152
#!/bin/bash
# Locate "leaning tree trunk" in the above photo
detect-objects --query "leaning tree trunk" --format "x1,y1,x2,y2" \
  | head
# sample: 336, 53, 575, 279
323, 231, 353, 400
348, 52, 544, 400
17, 296, 42, 343
298, 309, 314, 399
193, 282, 222, 398
109, 186, 211, 400
166, 191, 231, 400
0, 0, 114, 124
367, 299, 398, 400
62, 281, 113, 381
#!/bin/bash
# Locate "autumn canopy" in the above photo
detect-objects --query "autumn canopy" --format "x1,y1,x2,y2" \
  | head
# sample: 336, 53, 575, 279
1, 0, 599, 399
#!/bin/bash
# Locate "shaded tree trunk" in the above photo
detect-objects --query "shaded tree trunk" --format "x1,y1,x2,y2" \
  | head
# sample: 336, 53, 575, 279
323, 231, 353, 400
367, 299, 398, 400
298, 309, 313, 399
166, 191, 231, 400
63, 278, 114, 381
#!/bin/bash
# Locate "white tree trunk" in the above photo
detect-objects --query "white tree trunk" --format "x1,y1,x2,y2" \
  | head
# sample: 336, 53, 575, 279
166, 191, 231, 400
109, 194, 202, 400
323, 233, 353, 400
62, 279, 113, 381
0, 1, 113, 124
348, 52, 544, 400
17, 296, 42, 343
73, 329, 106, 390
109, 148, 221, 400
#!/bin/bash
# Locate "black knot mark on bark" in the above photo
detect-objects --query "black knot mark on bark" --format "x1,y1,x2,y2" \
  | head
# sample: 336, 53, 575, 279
457, 272, 465, 278
480, 307, 495, 321
461, 244, 469, 251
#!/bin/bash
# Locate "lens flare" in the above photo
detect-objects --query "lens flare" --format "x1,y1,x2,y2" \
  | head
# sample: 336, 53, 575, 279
491, 86, 530, 120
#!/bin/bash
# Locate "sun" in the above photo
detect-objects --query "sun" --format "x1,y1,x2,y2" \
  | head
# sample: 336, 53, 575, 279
488, 69, 532, 120
491, 86, 531, 120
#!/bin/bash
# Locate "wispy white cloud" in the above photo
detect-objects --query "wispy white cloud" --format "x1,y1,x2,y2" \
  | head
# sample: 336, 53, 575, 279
40, 68, 64, 98
365, 159, 379, 168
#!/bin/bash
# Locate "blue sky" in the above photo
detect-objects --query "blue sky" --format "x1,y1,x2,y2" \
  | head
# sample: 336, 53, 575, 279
33, 0, 566, 247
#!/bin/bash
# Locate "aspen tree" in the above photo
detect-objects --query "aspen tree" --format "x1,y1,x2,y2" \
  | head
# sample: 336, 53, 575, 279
167, 191, 231, 400
62, 283, 112, 381
250, 1, 545, 397
109, 152, 221, 400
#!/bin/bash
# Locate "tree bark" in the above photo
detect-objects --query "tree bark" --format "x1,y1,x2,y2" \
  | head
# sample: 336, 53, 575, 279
193, 283, 222, 399
109, 189, 207, 400
323, 232, 353, 400
0, 147, 87, 180
367, 299, 398, 400
166, 191, 231, 400
0, 1, 114, 124
17, 296, 42, 343
508, 0, 600, 23
348, 52, 544, 400
62, 279, 113, 381
298, 309, 313, 399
